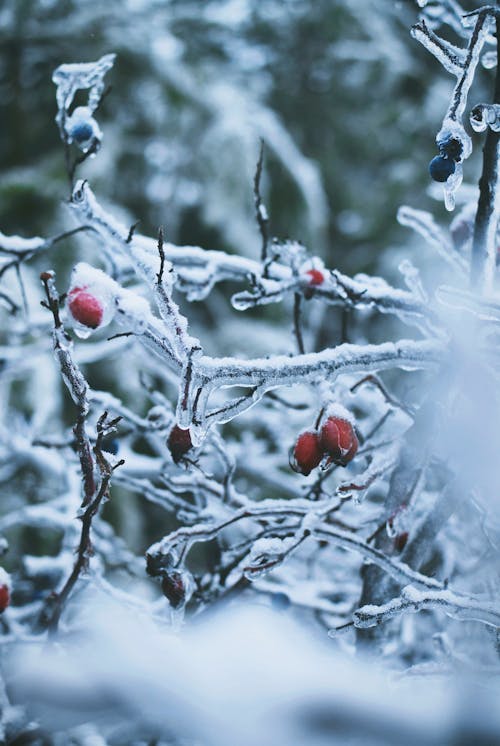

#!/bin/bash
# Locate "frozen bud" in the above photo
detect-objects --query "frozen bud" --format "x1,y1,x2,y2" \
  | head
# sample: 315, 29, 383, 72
290, 431, 322, 476
167, 425, 192, 463
67, 263, 117, 338
65, 106, 102, 152
0, 568, 11, 613
320, 416, 358, 467
161, 570, 191, 609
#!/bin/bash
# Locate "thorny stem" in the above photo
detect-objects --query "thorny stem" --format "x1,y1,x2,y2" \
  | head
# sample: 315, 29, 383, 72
46, 413, 124, 636
471, 7, 500, 293
40, 273, 124, 633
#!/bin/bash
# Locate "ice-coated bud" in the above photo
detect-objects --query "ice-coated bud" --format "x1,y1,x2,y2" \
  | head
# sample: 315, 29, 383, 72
167, 425, 192, 463
429, 155, 455, 183
65, 106, 102, 152
320, 416, 358, 467
290, 430, 323, 476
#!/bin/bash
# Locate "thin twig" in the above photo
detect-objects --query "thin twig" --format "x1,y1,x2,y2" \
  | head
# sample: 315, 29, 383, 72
293, 292, 305, 354
253, 139, 270, 269
157, 226, 165, 285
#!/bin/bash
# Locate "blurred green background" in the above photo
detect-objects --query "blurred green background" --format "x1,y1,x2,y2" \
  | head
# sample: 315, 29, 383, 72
1, 0, 488, 280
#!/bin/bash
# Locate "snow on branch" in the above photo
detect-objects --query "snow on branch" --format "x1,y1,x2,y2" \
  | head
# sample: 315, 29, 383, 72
69, 181, 431, 327
353, 584, 500, 629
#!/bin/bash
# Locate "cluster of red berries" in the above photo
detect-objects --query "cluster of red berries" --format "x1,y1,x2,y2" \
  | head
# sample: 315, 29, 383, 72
290, 415, 358, 476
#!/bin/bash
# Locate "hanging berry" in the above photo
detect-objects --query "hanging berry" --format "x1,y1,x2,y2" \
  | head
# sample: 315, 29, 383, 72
429, 155, 455, 183
67, 286, 104, 329
65, 106, 102, 152
167, 425, 193, 463
161, 570, 188, 609
320, 416, 358, 467
289, 430, 323, 476
66, 263, 118, 337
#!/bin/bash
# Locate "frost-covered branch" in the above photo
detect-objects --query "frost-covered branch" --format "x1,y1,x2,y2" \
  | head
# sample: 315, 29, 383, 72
354, 584, 500, 629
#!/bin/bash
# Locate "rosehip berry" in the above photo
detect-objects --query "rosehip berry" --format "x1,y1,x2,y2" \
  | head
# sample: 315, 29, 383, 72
290, 430, 323, 476
68, 287, 104, 329
0, 570, 11, 613
167, 425, 192, 463
320, 416, 358, 467
161, 570, 186, 609
0, 584, 9, 613
429, 155, 455, 183
305, 269, 324, 286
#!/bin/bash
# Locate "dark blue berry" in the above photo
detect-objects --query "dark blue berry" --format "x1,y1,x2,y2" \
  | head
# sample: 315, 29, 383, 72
71, 121, 94, 143
429, 155, 455, 183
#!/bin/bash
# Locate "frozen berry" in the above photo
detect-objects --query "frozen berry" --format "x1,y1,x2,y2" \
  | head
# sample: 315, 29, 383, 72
0, 569, 11, 613
68, 287, 104, 329
71, 121, 95, 144
429, 155, 455, 183
0, 584, 9, 613
305, 269, 324, 286
290, 431, 323, 476
320, 416, 358, 467
161, 570, 187, 609
167, 425, 192, 463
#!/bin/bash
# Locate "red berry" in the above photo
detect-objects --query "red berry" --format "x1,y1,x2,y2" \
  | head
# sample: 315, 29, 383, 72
320, 416, 358, 466
305, 269, 324, 286
167, 425, 192, 463
0, 584, 10, 613
68, 287, 103, 329
161, 570, 186, 609
290, 431, 323, 475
